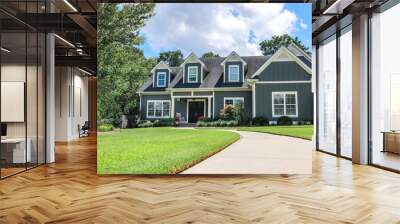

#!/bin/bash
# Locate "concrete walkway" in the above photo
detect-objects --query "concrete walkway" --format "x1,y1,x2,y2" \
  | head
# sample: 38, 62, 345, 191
181, 131, 312, 174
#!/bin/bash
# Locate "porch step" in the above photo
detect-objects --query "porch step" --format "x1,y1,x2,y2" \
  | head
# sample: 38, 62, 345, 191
177, 123, 197, 128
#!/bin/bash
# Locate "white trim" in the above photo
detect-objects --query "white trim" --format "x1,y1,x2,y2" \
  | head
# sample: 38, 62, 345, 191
288, 43, 311, 61
167, 87, 251, 92
207, 97, 212, 118
223, 97, 244, 107
146, 100, 171, 119
139, 93, 142, 117
151, 61, 171, 73
256, 80, 312, 84
156, 71, 167, 87
220, 51, 247, 66
228, 64, 240, 82
271, 91, 298, 118
138, 91, 170, 95
251, 47, 312, 78
186, 99, 206, 123
187, 66, 198, 83
252, 83, 256, 118
212, 91, 215, 119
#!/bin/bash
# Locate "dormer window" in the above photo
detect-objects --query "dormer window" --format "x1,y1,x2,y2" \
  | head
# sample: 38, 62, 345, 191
157, 72, 166, 87
228, 65, 240, 82
188, 66, 198, 83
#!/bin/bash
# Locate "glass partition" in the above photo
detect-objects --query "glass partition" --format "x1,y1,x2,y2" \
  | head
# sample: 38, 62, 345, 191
339, 26, 352, 158
317, 34, 337, 154
0, 1, 46, 179
370, 3, 400, 171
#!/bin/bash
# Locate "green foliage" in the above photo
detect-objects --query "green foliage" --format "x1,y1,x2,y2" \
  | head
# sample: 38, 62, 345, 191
233, 102, 250, 125
137, 119, 176, 128
196, 119, 238, 127
259, 34, 309, 55
277, 116, 293, 125
252, 117, 269, 126
201, 51, 220, 58
219, 105, 236, 121
238, 125, 314, 140
97, 128, 240, 174
158, 50, 184, 66
97, 3, 156, 126
98, 123, 114, 132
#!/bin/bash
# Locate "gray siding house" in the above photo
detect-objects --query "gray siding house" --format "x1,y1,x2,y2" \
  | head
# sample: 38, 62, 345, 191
138, 44, 313, 124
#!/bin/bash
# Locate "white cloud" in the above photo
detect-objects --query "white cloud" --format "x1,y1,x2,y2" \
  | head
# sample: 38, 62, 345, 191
142, 3, 298, 57
300, 20, 308, 29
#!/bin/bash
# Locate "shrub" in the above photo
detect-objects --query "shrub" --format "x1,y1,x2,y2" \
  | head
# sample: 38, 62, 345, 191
227, 120, 238, 127
98, 123, 114, 132
233, 103, 250, 125
196, 121, 206, 127
277, 116, 292, 125
138, 120, 153, 128
252, 117, 269, 126
219, 105, 235, 121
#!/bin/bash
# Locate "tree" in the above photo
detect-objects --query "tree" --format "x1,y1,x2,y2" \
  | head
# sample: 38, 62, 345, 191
97, 3, 155, 126
158, 50, 183, 67
201, 51, 220, 58
259, 34, 309, 55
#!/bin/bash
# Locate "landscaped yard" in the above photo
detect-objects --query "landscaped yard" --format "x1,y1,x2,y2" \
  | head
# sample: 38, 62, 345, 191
97, 128, 240, 174
237, 125, 313, 140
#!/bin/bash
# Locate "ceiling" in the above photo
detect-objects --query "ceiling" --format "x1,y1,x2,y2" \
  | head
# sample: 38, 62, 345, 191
0, 0, 97, 75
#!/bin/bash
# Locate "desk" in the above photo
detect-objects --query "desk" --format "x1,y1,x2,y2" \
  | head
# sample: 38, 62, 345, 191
382, 131, 400, 154
1, 138, 31, 163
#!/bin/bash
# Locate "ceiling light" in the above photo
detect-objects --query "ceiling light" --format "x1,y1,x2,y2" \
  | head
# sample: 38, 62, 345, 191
1, 47, 11, 53
54, 34, 75, 48
63, 0, 78, 12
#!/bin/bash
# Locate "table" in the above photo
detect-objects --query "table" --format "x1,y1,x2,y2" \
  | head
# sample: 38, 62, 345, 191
1, 138, 31, 163
382, 131, 400, 154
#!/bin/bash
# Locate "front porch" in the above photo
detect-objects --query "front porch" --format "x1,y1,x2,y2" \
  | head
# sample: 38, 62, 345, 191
172, 92, 214, 123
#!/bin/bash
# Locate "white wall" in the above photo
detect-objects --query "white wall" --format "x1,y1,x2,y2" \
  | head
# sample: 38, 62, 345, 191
55, 67, 89, 141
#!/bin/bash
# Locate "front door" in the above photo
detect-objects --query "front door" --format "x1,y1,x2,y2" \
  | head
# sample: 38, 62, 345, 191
188, 101, 204, 123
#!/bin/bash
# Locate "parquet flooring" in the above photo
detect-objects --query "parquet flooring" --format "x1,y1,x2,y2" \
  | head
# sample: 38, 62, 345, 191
1, 135, 400, 223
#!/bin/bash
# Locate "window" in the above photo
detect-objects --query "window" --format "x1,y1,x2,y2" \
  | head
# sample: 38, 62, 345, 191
224, 97, 244, 108
157, 72, 166, 87
147, 100, 171, 118
228, 65, 239, 82
272, 92, 297, 117
188, 66, 198, 83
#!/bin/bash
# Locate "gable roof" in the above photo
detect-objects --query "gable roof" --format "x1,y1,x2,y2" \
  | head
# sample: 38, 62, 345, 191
138, 44, 311, 93
220, 51, 247, 66
250, 46, 312, 78
151, 61, 171, 73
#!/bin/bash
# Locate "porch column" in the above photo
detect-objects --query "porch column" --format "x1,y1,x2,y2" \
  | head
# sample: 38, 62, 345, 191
207, 97, 211, 118
171, 97, 175, 118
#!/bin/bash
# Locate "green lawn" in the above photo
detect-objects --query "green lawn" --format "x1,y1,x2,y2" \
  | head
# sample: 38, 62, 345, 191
237, 125, 313, 140
97, 128, 240, 174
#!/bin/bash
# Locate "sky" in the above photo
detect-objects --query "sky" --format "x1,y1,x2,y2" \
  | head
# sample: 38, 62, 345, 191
139, 3, 311, 58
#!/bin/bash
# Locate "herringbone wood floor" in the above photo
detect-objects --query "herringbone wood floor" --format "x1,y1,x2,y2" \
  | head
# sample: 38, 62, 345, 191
1, 135, 400, 223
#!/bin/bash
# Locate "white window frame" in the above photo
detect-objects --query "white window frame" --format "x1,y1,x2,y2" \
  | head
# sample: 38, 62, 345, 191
147, 100, 171, 118
224, 97, 244, 108
228, 64, 240, 82
187, 66, 198, 83
156, 72, 167, 87
272, 92, 298, 117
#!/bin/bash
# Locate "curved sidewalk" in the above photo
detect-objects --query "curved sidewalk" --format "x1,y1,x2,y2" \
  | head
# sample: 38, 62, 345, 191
181, 131, 312, 174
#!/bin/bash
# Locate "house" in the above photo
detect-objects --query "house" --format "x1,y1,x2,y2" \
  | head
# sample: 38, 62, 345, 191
137, 43, 313, 124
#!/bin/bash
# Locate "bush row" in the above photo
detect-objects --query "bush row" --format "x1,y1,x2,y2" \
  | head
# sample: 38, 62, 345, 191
98, 123, 114, 132
137, 118, 176, 128
197, 120, 238, 127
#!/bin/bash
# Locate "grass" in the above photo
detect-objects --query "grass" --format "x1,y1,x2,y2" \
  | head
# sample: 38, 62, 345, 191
97, 127, 240, 174
237, 125, 313, 140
